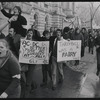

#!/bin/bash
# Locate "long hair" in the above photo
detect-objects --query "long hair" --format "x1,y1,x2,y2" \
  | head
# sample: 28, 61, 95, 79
63, 27, 70, 33
42, 30, 50, 36
14, 6, 22, 15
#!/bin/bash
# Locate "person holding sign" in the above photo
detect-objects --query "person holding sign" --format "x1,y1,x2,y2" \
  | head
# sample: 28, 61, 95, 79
39, 30, 53, 87
52, 29, 65, 90
0, 39, 21, 98
20, 29, 37, 98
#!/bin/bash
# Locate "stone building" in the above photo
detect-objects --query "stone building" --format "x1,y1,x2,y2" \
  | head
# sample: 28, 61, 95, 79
0, 2, 75, 36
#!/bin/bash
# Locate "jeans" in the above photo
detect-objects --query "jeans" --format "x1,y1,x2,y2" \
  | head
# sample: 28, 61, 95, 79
8, 85, 21, 98
42, 64, 52, 83
25, 64, 35, 91
21, 64, 36, 98
52, 56, 64, 86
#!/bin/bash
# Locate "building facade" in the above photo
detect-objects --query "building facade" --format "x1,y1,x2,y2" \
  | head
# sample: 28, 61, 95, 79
0, 2, 75, 36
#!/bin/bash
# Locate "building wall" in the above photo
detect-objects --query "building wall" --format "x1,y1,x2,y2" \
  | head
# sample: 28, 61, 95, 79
0, 2, 75, 35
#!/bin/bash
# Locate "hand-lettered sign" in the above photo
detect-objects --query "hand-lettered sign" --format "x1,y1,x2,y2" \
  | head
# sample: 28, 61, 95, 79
19, 39, 49, 64
57, 40, 81, 62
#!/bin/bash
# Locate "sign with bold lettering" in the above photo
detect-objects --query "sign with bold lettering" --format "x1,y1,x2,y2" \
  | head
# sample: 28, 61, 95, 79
57, 40, 81, 62
19, 39, 49, 64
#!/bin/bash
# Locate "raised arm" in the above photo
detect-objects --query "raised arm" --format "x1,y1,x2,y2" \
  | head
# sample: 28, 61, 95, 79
0, 16, 18, 32
0, 3, 13, 18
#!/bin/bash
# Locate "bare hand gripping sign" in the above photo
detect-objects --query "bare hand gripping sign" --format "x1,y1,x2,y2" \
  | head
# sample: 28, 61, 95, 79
57, 40, 81, 62
19, 39, 49, 64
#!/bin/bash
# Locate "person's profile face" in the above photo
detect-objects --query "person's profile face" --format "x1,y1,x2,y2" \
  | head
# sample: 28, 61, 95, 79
57, 31, 61, 39
0, 42, 7, 57
9, 28, 15, 37
13, 7, 19, 15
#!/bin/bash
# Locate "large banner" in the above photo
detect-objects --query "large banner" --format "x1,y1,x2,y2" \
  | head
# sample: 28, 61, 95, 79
57, 40, 81, 62
19, 39, 49, 64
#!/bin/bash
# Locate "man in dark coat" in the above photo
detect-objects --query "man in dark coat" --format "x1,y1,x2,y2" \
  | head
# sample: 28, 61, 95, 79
1, 3, 27, 37
72, 27, 84, 65
5, 27, 21, 58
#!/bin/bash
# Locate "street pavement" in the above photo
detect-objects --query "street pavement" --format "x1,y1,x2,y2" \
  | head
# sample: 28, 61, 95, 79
28, 47, 100, 98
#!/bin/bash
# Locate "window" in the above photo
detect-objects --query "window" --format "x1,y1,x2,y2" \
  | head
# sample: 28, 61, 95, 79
45, 15, 49, 30
34, 14, 38, 29
44, 4, 48, 8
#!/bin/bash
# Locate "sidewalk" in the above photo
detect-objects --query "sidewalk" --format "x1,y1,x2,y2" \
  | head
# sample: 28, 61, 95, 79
78, 47, 99, 98
79, 73, 99, 98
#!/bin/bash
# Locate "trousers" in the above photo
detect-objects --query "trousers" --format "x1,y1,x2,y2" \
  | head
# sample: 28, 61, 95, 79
52, 56, 64, 86
42, 64, 52, 83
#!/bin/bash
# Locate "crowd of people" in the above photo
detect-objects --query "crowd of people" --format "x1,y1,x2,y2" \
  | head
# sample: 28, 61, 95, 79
0, 3, 100, 98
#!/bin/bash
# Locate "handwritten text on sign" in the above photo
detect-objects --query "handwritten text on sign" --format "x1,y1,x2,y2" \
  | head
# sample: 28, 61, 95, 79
19, 39, 49, 64
57, 40, 81, 62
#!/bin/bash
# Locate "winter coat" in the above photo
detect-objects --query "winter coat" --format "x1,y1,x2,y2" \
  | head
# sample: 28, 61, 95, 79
0, 50, 21, 96
1, 9, 27, 37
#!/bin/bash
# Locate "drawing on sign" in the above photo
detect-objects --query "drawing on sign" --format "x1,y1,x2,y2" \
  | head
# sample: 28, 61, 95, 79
19, 39, 49, 64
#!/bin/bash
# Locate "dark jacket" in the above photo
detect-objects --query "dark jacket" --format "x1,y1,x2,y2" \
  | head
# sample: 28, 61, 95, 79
72, 33, 84, 47
0, 50, 21, 96
72, 33, 84, 57
1, 9, 27, 37
37, 36, 56, 53
5, 34, 21, 58
32, 29, 41, 40
63, 32, 71, 40
0, 33, 5, 39
95, 35, 100, 52
82, 32, 88, 47
88, 34, 95, 47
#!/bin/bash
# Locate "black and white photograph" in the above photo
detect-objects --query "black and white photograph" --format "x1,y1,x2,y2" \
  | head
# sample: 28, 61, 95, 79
0, 1, 100, 98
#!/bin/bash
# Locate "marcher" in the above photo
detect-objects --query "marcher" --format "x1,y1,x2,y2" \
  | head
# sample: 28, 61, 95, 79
88, 30, 95, 54
0, 39, 21, 98
81, 28, 88, 57
5, 27, 21, 58
95, 30, 100, 76
50, 27, 55, 36
69, 28, 75, 40
62, 27, 73, 66
0, 3, 27, 37
53, 27, 57, 36
20, 29, 37, 98
62, 27, 71, 40
31, 22, 41, 40
40, 30, 52, 87
73, 27, 84, 65
52, 29, 65, 90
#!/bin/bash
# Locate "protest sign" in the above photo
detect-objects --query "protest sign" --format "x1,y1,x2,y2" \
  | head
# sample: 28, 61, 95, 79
57, 40, 81, 62
19, 39, 49, 64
